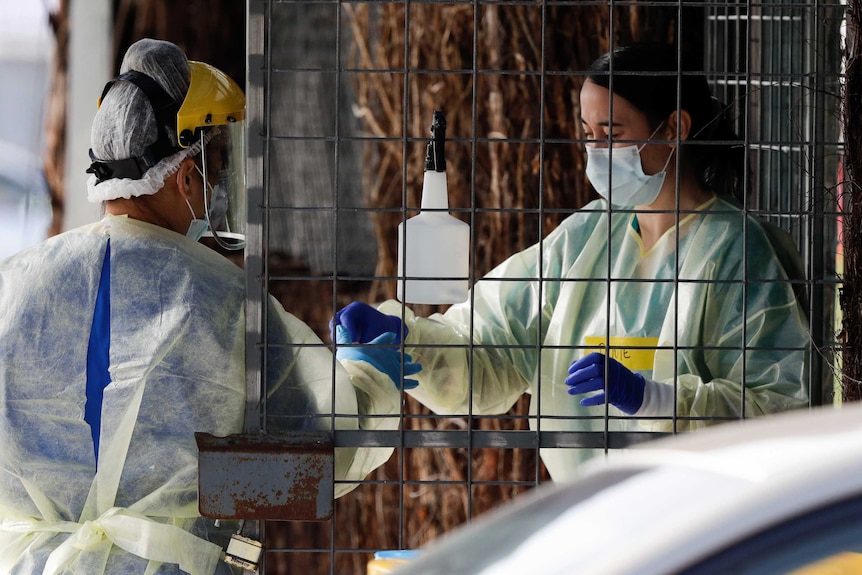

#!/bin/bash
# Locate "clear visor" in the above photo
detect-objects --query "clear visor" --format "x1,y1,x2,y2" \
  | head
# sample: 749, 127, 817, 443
198, 122, 246, 251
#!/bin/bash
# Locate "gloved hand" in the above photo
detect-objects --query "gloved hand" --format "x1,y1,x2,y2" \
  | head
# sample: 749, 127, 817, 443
335, 325, 421, 390
565, 352, 645, 414
330, 302, 407, 345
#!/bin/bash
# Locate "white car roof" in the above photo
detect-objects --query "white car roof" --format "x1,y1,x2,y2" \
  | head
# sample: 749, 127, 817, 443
398, 404, 862, 575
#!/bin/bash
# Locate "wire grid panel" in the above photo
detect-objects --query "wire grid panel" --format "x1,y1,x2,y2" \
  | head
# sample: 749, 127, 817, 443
247, 0, 844, 573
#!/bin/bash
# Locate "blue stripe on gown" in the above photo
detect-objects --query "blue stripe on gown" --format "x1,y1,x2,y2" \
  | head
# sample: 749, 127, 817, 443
85, 241, 111, 465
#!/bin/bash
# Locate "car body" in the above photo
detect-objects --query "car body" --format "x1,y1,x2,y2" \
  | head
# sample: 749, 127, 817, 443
394, 403, 862, 575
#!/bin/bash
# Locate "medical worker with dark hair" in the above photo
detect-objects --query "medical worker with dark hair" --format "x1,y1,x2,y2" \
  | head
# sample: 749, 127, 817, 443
333, 42, 809, 481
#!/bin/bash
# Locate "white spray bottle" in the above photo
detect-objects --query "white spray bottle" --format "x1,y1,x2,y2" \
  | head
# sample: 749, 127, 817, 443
397, 111, 469, 304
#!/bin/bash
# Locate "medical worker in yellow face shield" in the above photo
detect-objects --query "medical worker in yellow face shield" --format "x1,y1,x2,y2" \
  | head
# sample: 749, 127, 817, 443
0, 39, 417, 574
332, 42, 809, 482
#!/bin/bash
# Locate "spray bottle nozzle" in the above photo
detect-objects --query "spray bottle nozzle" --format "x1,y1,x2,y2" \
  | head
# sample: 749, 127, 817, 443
424, 110, 447, 172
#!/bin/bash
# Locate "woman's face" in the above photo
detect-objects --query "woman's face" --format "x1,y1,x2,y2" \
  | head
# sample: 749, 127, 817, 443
579, 79, 672, 177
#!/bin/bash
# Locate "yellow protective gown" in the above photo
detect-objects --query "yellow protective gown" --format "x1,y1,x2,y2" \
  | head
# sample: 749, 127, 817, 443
0, 215, 401, 574
380, 195, 809, 481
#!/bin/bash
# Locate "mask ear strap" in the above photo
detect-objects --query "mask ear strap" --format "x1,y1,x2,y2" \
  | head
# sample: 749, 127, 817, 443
655, 117, 677, 173
637, 119, 678, 176
637, 121, 668, 153
652, 120, 669, 140
660, 145, 676, 173
185, 198, 198, 220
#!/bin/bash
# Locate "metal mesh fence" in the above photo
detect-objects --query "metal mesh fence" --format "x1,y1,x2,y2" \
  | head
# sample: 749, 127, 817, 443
245, 0, 844, 572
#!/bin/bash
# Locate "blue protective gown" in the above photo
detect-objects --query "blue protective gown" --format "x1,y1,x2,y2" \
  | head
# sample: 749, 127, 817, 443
380, 196, 810, 481
0, 215, 400, 574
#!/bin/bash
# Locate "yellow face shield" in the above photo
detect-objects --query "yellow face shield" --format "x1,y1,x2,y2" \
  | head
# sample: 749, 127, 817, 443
198, 124, 246, 251
177, 62, 245, 148
178, 61, 247, 251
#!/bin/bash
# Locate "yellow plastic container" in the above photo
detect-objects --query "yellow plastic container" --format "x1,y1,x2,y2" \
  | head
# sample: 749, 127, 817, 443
367, 550, 421, 575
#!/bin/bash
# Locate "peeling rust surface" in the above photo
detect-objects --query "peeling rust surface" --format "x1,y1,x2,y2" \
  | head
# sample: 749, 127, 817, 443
196, 431, 334, 521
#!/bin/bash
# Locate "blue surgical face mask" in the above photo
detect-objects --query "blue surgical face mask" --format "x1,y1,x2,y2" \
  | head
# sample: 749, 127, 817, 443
185, 198, 208, 241
585, 129, 674, 207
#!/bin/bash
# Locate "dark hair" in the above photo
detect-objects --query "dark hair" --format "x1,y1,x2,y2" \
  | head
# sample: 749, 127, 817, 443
586, 43, 745, 200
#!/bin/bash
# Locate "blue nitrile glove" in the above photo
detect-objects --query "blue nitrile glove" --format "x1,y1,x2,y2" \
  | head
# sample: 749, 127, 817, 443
335, 325, 421, 390
330, 302, 408, 345
565, 352, 645, 414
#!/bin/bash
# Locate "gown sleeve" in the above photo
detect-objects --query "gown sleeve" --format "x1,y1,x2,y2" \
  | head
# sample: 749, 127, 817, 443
377, 220, 584, 416
263, 296, 402, 498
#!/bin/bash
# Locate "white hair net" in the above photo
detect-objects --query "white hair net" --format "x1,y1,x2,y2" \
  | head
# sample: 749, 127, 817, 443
87, 39, 193, 202
86, 142, 203, 203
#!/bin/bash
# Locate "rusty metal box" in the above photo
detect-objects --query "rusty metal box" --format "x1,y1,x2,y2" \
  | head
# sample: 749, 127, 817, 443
196, 431, 334, 521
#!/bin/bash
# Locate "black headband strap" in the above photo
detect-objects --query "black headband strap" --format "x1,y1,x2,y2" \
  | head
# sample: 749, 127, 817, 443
88, 70, 184, 184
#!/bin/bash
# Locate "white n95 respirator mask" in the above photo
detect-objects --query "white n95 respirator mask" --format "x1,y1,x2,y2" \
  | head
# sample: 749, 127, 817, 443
585, 142, 673, 207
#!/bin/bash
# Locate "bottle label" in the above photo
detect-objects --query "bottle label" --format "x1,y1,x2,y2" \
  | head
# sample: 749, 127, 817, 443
582, 336, 659, 372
